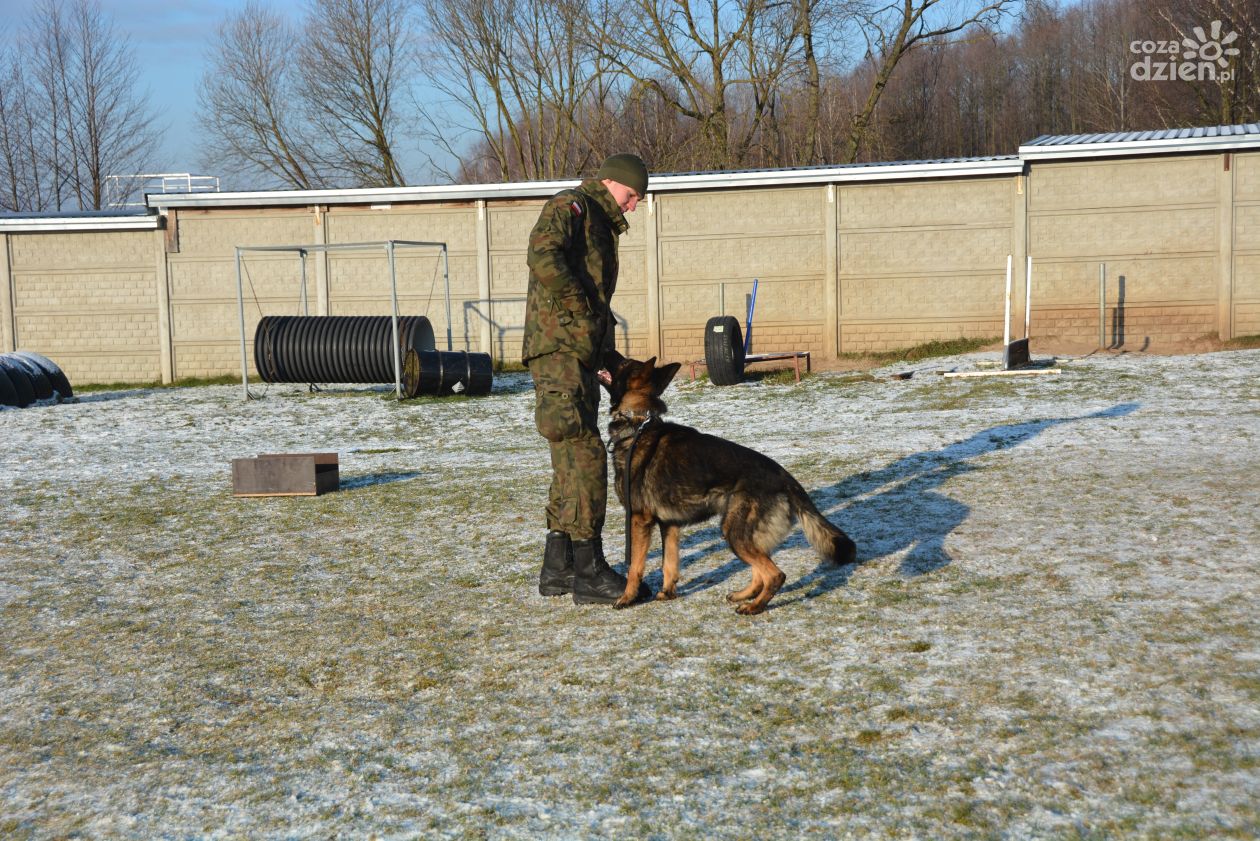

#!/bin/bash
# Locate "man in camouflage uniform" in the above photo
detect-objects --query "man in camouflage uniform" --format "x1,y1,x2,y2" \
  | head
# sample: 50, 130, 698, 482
523, 154, 649, 605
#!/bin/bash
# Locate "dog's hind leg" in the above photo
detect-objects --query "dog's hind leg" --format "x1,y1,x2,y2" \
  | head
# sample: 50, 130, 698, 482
726, 573, 763, 605
615, 512, 655, 609
722, 501, 764, 605
725, 509, 786, 614
658, 523, 681, 600
733, 549, 785, 615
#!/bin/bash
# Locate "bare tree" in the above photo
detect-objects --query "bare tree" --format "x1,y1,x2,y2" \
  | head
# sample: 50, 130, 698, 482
0, 51, 43, 212
420, 0, 616, 181
28, 0, 76, 210
597, 0, 802, 169
18, 0, 161, 210
1054, 0, 1147, 133
1146, 0, 1260, 126
65, 0, 162, 209
200, 0, 419, 189
298, 0, 415, 187
199, 2, 328, 190
840, 0, 1016, 163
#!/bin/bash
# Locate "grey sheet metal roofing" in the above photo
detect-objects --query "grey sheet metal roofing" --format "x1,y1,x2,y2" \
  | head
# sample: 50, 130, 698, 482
138, 154, 1023, 211
1019, 122, 1260, 159
1024, 123, 1260, 146
0, 208, 160, 232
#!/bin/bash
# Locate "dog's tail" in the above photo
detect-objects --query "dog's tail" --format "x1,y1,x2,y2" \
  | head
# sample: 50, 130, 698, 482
790, 482, 857, 565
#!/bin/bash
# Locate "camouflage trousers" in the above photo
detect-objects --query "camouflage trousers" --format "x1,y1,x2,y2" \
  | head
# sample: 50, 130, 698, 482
528, 352, 607, 540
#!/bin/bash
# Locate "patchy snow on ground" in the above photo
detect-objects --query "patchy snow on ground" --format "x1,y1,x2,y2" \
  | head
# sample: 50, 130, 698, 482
2, 349, 1259, 839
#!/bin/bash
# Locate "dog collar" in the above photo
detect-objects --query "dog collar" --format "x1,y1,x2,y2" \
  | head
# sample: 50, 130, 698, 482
611, 409, 657, 426
608, 410, 657, 450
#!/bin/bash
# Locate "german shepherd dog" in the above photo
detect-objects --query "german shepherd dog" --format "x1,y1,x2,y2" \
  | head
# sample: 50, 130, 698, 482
602, 351, 857, 614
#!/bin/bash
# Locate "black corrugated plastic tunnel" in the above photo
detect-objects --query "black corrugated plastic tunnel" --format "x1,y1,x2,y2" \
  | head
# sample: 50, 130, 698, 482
253, 315, 436, 384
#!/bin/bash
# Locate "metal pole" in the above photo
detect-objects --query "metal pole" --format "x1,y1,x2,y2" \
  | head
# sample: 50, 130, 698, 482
235, 247, 250, 400
744, 278, 759, 355
442, 245, 453, 351
1024, 255, 1032, 339
299, 249, 309, 316
1099, 263, 1106, 349
1003, 254, 1012, 347
387, 242, 402, 399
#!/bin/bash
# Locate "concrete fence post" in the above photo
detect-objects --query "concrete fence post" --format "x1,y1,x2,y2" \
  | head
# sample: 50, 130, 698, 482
1011, 173, 1029, 339
645, 192, 662, 359
314, 205, 330, 317
1218, 152, 1235, 340
476, 200, 492, 358
154, 229, 173, 382
824, 183, 839, 358
0, 233, 14, 353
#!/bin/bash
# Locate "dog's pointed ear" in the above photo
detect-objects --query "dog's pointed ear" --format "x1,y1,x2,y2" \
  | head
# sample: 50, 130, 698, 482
652, 361, 682, 394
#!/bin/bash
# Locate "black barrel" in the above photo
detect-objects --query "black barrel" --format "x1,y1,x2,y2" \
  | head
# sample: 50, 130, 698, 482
0, 365, 18, 407
253, 315, 436, 384
0, 357, 35, 407
403, 349, 493, 397
15, 351, 73, 399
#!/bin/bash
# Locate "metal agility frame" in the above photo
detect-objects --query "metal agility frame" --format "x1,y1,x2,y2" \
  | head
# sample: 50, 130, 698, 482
233, 240, 451, 401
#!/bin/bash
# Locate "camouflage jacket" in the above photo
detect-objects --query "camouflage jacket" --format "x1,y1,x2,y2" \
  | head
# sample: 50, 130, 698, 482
521, 178, 629, 367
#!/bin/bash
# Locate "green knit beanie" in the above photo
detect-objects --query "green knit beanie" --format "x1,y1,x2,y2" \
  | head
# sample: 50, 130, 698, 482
596, 153, 648, 197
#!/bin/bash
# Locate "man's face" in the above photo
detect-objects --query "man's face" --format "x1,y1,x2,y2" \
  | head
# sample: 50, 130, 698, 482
602, 179, 642, 213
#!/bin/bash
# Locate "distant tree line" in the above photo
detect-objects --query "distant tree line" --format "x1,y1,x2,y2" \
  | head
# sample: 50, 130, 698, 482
438, 0, 1259, 180
1, 0, 1257, 210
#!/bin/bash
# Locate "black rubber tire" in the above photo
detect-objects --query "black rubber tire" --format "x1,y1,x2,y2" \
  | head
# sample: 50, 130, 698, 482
15, 351, 73, 399
0, 365, 19, 407
0, 358, 36, 407
704, 315, 745, 385
6, 353, 53, 400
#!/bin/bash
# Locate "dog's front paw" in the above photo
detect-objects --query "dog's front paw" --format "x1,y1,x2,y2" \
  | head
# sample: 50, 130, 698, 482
655, 588, 677, 601
735, 602, 765, 616
614, 591, 637, 609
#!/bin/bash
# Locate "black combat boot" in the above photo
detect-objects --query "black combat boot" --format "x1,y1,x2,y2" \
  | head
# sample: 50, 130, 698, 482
538, 530, 575, 596
572, 537, 651, 605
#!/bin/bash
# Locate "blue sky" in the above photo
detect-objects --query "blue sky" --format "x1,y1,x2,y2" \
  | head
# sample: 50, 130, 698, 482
3, 0, 445, 186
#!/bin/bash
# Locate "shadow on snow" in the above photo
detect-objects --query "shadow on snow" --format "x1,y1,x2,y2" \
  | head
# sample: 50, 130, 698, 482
340, 471, 423, 490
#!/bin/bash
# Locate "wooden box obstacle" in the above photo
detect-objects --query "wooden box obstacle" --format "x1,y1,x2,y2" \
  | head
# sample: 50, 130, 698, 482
232, 453, 339, 497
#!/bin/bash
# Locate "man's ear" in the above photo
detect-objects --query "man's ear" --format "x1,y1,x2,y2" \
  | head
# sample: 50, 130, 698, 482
652, 362, 682, 394
603, 348, 626, 374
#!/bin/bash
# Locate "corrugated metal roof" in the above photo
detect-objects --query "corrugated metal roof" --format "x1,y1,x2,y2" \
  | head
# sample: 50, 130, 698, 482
0, 209, 160, 232
1020, 122, 1260, 159
659, 154, 1016, 178
1025, 123, 1260, 146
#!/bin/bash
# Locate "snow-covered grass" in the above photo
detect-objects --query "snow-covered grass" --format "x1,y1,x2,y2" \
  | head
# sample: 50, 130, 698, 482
2, 350, 1258, 839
